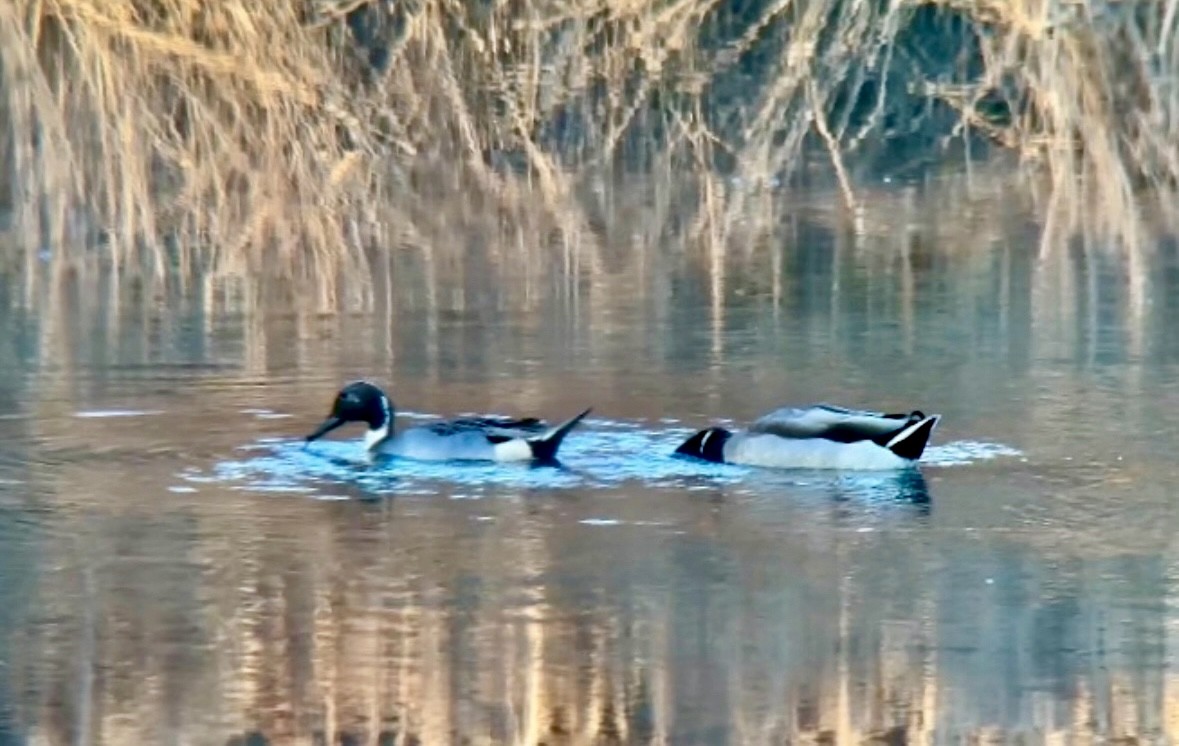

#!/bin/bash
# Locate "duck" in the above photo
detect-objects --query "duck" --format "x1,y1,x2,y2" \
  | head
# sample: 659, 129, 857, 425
673, 403, 941, 471
305, 380, 592, 463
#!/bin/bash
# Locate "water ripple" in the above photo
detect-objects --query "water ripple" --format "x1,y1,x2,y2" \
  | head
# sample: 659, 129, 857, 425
183, 415, 1022, 500
924, 440, 1024, 466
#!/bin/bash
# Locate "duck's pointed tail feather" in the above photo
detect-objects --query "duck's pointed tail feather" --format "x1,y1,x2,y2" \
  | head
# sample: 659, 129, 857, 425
528, 407, 593, 462
885, 414, 941, 461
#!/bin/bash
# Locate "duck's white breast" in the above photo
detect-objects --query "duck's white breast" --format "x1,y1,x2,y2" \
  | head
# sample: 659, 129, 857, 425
727, 433, 912, 471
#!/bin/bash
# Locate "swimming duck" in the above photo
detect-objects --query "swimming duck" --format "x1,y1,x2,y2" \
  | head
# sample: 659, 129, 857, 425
305, 381, 592, 463
674, 403, 940, 471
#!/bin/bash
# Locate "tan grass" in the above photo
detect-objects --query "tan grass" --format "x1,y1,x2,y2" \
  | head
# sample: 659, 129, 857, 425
0, 0, 1175, 302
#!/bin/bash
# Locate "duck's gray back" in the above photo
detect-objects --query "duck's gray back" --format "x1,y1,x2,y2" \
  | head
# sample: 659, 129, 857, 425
749, 405, 905, 441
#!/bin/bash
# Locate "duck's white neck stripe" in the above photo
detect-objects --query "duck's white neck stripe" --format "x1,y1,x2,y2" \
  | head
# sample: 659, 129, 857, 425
364, 424, 389, 451
365, 394, 393, 451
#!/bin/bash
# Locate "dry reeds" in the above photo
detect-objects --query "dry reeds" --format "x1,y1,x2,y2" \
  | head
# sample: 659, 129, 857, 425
0, 0, 1175, 300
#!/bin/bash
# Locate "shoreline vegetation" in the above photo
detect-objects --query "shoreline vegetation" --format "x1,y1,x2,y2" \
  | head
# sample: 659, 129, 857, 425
0, 0, 1176, 304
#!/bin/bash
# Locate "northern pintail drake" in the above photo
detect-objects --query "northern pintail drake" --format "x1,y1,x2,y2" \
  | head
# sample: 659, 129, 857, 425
674, 404, 941, 471
305, 381, 592, 463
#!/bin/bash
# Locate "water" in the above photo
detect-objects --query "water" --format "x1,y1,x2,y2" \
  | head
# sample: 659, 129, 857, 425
2, 198, 1179, 743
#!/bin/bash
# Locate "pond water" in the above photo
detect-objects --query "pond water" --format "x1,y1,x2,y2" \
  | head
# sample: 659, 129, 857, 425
1, 185, 1179, 744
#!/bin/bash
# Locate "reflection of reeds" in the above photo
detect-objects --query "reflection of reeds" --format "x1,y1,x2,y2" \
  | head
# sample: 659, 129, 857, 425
9, 168, 1179, 433
0, 0, 1176, 297
8, 476, 1179, 744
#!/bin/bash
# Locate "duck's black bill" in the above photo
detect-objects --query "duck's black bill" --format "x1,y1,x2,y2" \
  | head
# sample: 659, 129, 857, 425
306, 416, 345, 443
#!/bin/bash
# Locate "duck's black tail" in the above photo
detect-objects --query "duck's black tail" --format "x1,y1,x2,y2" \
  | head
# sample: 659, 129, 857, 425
528, 407, 593, 462
885, 414, 941, 461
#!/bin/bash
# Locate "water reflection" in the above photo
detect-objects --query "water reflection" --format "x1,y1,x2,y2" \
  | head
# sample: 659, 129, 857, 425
8, 492, 1179, 743
1, 189, 1179, 743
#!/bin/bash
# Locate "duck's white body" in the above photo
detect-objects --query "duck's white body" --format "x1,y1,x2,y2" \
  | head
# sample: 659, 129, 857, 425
675, 404, 941, 471
724, 432, 914, 470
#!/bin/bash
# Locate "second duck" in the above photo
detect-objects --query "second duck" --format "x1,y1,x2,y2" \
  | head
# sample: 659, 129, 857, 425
674, 403, 940, 471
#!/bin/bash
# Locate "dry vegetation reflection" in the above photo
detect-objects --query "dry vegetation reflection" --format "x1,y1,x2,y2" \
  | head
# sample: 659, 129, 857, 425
1, 0, 1177, 302
9, 479, 1179, 744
